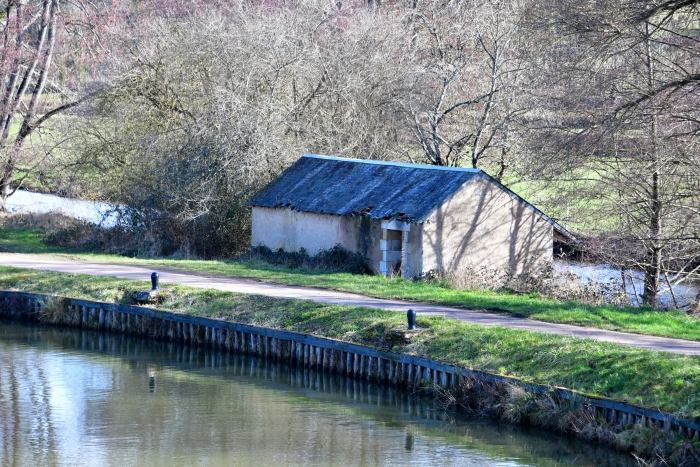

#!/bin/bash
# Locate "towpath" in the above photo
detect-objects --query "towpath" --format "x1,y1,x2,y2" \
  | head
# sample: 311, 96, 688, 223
2, 252, 700, 356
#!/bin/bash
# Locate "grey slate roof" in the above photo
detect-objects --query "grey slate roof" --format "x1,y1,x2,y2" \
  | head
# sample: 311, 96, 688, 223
248, 154, 576, 241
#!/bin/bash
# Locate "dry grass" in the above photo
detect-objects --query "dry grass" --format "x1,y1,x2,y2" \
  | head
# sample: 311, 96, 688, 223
429, 262, 629, 307
432, 376, 699, 466
0, 211, 81, 231
37, 297, 69, 323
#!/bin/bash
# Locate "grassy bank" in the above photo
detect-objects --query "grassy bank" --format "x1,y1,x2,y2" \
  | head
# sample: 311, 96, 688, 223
2, 225, 700, 342
1, 265, 699, 422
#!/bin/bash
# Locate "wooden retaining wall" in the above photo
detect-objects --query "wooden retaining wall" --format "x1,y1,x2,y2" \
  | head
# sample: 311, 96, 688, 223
1, 290, 699, 440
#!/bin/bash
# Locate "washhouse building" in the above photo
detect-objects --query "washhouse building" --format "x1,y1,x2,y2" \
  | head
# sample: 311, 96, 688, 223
247, 154, 575, 278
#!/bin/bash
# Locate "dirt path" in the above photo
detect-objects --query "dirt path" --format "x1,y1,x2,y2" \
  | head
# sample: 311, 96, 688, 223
2, 252, 700, 356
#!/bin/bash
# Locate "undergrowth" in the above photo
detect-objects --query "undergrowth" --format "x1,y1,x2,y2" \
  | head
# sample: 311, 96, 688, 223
432, 378, 700, 466
245, 245, 372, 275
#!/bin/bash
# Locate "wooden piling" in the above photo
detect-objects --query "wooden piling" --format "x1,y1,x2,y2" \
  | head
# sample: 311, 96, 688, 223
290, 341, 297, 363
414, 365, 422, 387
285, 339, 293, 361
225, 329, 233, 350
322, 348, 331, 372
233, 330, 240, 351
315, 347, 322, 370
308, 345, 315, 367
328, 349, 337, 372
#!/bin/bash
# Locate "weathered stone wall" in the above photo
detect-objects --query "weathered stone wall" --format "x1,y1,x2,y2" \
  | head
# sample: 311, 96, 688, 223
252, 207, 416, 275
361, 217, 383, 273
421, 177, 553, 276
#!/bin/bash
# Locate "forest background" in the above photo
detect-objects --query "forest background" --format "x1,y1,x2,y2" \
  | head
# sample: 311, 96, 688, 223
1, 0, 700, 308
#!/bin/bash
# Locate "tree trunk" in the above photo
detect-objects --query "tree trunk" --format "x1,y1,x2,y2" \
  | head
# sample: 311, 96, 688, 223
642, 22, 662, 308
0, 169, 11, 211
643, 246, 660, 307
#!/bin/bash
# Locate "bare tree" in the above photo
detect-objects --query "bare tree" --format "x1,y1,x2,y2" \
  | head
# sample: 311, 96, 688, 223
298, 7, 409, 161
69, 2, 421, 256
528, 0, 700, 307
0, 0, 109, 210
400, 0, 529, 179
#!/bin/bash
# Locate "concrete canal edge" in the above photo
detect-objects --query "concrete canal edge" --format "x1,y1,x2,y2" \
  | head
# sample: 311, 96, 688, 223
2, 289, 699, 443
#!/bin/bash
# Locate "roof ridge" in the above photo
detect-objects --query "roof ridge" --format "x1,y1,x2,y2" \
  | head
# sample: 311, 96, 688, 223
303, 154, 481, 173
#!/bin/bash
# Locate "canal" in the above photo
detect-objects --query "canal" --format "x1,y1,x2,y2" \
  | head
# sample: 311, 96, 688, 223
0, 321, 636, 467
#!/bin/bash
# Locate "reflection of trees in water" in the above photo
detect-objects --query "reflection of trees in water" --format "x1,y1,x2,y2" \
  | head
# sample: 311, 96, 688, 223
0, 355, 19, 466
0, 347, 57, 467
0, 324, 636, 467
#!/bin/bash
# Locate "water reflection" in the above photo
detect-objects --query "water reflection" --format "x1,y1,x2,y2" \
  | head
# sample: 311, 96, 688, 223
6, 189, 120, 226
0, 322, 636, 467
555, 260, 699, 309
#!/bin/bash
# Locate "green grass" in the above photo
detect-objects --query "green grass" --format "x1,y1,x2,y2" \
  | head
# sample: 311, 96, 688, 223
0, 227, 68, 254
3, 224, 700, 342
504, 168, 623, 234
1, 265, 699, 421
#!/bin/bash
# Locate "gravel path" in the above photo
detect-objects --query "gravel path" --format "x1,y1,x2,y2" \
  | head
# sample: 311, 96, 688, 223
2, 253, 700, 356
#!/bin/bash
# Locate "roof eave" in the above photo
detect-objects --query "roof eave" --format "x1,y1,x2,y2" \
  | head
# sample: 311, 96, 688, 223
553, 225, 578, 244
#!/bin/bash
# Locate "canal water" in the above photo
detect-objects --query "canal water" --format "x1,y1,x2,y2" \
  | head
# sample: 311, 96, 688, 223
0, 322, 635, 467
555, 261, 699, 309
6, 189, 120, 227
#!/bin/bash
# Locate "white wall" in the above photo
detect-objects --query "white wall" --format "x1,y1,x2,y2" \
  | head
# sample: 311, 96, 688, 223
421, 178, 553, 275
251, 207, 359, 256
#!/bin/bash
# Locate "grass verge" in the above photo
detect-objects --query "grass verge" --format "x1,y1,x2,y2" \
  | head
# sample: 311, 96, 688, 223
2, 224, 700, 342
1, 265, 699, 421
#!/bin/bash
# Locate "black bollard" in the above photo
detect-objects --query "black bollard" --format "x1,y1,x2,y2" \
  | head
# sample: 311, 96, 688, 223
407, 309, 416, 330
151, 272, 159, 291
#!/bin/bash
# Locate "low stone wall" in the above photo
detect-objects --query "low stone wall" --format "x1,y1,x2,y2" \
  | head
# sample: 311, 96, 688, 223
1, 290, 699, 441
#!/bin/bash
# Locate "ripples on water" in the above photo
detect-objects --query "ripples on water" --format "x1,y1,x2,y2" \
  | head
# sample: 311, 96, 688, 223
0, 322, 636, 467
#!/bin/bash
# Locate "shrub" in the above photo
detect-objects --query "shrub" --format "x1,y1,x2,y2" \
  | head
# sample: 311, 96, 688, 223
249, 245, 372, 275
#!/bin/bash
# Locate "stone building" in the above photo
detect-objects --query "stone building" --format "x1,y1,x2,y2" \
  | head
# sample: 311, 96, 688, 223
247, 154, 575, 277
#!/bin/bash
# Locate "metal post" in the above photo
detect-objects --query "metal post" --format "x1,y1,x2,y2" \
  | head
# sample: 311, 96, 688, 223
407, 309, 416, 330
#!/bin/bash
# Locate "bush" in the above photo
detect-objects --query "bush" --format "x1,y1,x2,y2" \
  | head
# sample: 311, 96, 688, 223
249, 245, 372, 275
43, 221, 160, 257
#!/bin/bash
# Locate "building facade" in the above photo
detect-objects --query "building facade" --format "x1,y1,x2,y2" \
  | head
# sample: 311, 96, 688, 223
248, 155, 574, 277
